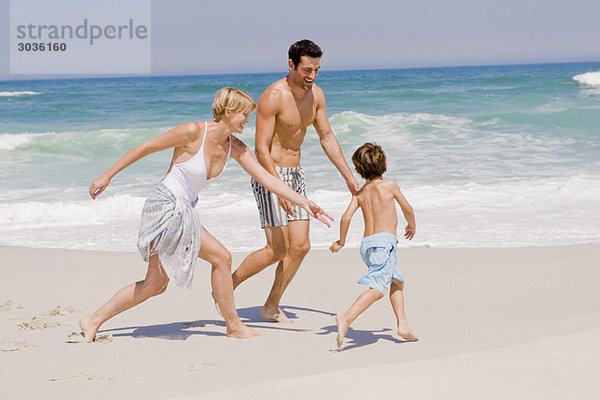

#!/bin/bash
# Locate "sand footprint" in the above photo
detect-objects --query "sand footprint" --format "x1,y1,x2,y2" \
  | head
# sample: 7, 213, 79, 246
43, 305, 81, 316
65, 331, 113, 344
16, 305, 82, 330
0, 341, 34, 352
48, 372, 116, 382
17, 315, 61, 330
0, 300, 24, 312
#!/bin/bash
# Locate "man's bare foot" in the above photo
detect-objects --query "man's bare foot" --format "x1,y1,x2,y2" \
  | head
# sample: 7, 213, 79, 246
397, 323, 419, 342
211, 292, 223, 317
226, 323, 260, 339
79, 315, 99, 343
335, 314, 349, 348
261, 306, 292, 323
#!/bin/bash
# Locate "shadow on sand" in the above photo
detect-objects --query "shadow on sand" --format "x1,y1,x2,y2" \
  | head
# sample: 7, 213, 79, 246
236, 305, 336, 323
317, 324, 409, 351
99, 316, 311, 340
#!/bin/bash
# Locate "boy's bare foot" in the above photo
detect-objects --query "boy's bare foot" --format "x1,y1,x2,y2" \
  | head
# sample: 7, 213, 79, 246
226, 323, 260, 339
335, 314, 349, 348
397, 323, 419, 342
261, 306, 292, 323
211, 292, 223, 317
79, 316, 99, 343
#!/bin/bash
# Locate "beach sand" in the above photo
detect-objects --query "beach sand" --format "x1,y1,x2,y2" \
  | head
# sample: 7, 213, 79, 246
1, 244, 599, 399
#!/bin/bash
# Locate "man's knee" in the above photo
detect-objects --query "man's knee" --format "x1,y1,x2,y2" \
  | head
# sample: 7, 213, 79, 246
266, 242, 287, 262
289, 240, 310, 257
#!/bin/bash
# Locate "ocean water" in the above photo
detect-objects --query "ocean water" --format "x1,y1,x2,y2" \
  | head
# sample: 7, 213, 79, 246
1, 62, 599, 251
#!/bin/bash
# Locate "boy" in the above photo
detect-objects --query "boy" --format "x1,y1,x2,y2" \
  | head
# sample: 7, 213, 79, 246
330, 143, 418, 348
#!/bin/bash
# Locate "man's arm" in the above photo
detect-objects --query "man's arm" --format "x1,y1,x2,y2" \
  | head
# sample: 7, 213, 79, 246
254, 89, 280, 176
312, 87, 361, 195
254, 88, 295, 215
392, 181, 416, 240
330, 195, 359, 252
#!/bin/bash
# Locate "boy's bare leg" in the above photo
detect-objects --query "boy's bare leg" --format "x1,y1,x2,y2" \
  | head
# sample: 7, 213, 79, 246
336, 288, 384, 348
79, 252, 169, 342
231, 226, 288, 290
389, 280, 418, 341
262, 220, 310, 322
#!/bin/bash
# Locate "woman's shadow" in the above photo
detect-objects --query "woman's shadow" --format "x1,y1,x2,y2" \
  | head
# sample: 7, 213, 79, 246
98, 304, 323, 340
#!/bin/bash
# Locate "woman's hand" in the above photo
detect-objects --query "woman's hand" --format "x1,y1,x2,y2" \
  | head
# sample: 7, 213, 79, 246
89, 174, 111, 199
302, 200, 333, 227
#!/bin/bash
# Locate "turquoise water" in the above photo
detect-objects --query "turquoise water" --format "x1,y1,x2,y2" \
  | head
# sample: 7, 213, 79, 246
1, 62, 599, 250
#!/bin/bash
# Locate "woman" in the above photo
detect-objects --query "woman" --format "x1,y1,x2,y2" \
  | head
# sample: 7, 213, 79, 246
80, 87, 331, 341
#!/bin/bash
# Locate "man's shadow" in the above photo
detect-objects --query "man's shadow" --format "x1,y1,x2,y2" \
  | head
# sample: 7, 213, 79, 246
236, 305, 336, 323
317, 324, 408, 351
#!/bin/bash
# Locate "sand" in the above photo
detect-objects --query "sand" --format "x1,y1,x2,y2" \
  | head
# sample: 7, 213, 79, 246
1, 244, 599, 399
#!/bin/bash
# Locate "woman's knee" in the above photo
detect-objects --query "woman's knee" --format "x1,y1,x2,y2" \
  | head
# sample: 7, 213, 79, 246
142, 274, 169, 297
212, 249, 232, 269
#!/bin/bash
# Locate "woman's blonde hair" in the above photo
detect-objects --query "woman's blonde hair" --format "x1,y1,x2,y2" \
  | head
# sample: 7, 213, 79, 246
212, 87, 257, 121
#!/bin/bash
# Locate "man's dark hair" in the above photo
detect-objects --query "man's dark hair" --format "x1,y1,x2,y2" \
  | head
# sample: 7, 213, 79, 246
288, 39, 323, 67
352, 143, 387, 180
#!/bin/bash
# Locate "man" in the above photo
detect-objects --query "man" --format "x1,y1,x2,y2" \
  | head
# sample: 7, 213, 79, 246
232, 40, 360, 322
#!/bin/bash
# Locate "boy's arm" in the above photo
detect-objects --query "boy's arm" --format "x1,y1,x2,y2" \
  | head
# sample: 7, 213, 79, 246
392, 182, 416, 240
330, 196, 360, 253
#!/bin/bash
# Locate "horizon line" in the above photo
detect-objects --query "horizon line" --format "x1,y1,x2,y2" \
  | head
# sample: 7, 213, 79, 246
2, 59, 600, 83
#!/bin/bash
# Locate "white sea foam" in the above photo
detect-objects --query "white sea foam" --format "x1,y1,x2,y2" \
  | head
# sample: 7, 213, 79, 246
572, 71, 600, 86
0, 91, 40, 97
0, 194, 145, 229
0, 175, 598, 251
0, 133, 48, 151
329, 110, 472, 137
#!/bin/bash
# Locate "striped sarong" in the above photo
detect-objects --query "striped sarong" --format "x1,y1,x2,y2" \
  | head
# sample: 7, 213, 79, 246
137, 183, 203, 290
251, 166, 309, 228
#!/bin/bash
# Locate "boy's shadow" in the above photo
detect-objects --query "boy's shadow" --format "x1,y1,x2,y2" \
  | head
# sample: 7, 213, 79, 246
317, 324, 408, 351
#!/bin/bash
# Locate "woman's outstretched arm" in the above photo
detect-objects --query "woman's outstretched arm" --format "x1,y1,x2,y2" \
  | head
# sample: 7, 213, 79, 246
89, 123, 199, 199
231, 137, 333, 227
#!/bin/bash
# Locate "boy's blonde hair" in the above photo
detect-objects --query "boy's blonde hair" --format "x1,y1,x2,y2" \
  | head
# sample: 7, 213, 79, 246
352, 142, 387, 180
212, 87, 257, 121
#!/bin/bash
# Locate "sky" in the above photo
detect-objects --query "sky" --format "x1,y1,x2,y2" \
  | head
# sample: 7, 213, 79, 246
1, 0, 600, 80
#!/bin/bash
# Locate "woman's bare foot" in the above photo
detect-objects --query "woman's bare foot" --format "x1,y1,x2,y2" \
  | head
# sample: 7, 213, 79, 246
261, 306, 292, 323
226, 322, 259, 339
79, 315, 99, 343
335, 314, 349, 348
397, 323, 419, 342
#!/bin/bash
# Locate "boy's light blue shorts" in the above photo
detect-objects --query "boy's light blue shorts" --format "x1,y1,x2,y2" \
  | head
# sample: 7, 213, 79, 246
358, 232, 404, 295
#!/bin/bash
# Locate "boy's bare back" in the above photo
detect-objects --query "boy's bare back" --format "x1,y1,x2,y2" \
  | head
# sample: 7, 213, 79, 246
356, 178, 415, 239
330, 143, 415, 254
